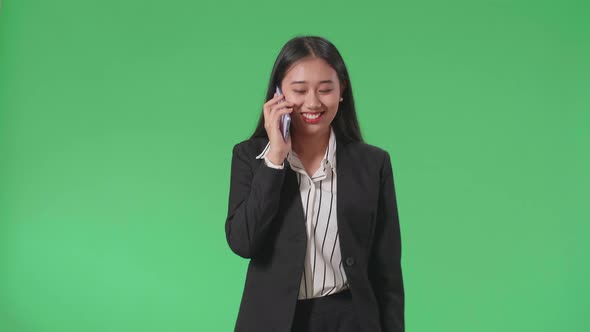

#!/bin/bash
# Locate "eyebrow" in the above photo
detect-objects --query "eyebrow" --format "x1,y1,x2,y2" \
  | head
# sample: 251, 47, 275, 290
289, 80, 335, 85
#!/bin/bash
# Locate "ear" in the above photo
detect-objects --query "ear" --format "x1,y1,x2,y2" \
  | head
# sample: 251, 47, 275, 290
340, 79, 347, 97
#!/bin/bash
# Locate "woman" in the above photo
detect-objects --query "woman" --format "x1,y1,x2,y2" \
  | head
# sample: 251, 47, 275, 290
225, 36, 404, 332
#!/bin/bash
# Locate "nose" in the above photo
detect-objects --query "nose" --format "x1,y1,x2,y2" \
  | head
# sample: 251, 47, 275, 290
305, 93, 322, 110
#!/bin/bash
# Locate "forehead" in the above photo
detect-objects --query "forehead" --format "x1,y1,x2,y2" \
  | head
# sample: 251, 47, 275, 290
283, 57, 338, 83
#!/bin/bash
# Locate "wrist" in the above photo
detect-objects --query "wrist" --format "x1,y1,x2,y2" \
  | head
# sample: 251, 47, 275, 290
264, 156, 284, 169
266, 152, 286, 166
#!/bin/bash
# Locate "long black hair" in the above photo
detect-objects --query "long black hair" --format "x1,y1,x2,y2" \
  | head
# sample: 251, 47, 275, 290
249, 36, 363, 144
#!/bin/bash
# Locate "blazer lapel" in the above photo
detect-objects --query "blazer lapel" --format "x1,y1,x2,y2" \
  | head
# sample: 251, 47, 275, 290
335, 139, 355, 256
282, 163, 307, 242
280, 137, 355, 246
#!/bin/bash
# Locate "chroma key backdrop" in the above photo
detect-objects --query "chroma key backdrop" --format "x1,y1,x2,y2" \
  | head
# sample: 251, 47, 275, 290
0, 0, 588, 331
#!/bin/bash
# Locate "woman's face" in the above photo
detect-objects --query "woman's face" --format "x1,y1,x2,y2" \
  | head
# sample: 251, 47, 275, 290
280, 57, 343, 138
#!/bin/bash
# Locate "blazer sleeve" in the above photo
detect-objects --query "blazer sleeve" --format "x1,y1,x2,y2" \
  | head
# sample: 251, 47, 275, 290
368, 150, 405, 331
225, 142, 287, 259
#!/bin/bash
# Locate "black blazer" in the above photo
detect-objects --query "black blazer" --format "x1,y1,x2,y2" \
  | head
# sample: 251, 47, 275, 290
225, 135, 404, 332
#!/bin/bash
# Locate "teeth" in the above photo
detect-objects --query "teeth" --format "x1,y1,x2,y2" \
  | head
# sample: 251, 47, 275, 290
303, 113, 322, 119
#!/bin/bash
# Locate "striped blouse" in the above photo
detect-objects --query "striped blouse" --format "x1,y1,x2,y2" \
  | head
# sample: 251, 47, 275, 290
255, 126, 349, 299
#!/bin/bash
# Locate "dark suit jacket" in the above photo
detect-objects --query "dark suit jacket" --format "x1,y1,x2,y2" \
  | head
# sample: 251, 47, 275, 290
225, 135, 404, 332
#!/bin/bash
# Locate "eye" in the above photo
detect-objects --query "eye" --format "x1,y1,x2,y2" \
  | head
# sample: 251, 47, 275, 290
293, 90, 306, 94
319, 89, 333, 93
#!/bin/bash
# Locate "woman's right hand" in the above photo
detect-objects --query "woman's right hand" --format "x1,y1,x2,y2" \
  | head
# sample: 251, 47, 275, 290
263, 92, 294, 165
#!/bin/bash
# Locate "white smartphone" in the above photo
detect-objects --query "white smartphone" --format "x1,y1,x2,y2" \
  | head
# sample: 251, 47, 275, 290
275, 85, 291, 141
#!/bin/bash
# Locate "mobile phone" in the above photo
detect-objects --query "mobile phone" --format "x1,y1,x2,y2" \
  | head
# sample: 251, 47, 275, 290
276, 85, 291, 141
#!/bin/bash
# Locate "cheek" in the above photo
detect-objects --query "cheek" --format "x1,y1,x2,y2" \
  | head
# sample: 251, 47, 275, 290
294, 98, 307, 108
326, 99, 340, 110
286, 93, 304, 102
287, 98, 304, 109
323, 95, 340, 105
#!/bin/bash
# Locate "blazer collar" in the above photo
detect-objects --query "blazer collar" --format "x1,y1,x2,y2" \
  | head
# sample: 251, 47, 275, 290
254, 126, 337, 172
271, 134, 358, 256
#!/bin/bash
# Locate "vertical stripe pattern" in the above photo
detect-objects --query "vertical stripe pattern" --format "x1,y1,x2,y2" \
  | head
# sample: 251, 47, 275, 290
255, 126, 349, 299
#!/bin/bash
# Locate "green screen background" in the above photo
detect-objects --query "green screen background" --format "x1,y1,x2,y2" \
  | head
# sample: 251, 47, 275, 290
1, 0, 588, 331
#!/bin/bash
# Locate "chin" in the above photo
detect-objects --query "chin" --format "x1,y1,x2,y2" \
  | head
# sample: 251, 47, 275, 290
297, 124, 328, 136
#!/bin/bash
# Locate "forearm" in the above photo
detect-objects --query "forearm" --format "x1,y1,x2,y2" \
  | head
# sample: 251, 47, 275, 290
225, 144, 287, 258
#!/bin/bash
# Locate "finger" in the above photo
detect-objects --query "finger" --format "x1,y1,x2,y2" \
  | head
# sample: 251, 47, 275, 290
268, 103, 291, 119
277, 107, 294, 115
267, 93, 284, 104
271, 107, 293, 123
277, 100, 294, 107
265, 97, 286, 111
271, 100, 295, 111
263, 105, 271, 119
271, 103, 293, 115
264, 97, 285, 114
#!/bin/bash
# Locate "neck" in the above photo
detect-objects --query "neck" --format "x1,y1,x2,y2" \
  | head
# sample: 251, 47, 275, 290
292, 128, 331, 161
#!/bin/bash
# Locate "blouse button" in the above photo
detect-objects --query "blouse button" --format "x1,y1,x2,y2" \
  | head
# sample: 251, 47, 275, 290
345, 256, 355, 267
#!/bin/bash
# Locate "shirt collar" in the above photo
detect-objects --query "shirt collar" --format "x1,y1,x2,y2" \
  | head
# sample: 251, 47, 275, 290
255, 126, 337, 171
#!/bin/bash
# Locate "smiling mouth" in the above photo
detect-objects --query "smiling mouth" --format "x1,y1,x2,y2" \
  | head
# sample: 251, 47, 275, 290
302, 111, 323, 117
301, 112, 325, 122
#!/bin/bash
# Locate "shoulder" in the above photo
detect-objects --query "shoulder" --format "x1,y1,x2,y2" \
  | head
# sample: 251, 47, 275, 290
231, 136, 269, 159
341, 141, 393, 178
342, 140, 390, 162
